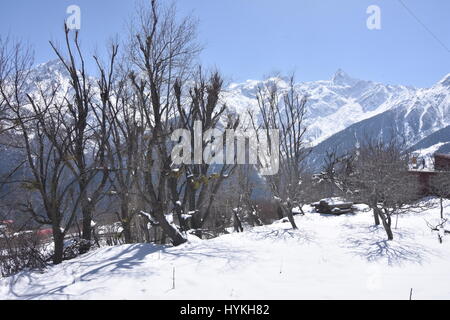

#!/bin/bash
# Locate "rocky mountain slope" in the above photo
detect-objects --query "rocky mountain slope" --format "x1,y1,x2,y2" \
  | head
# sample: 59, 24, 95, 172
305, 73, 450, 169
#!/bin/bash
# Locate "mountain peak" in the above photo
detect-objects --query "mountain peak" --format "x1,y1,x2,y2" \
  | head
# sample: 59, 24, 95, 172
331, 69, 358, 86
438, 73, 450, 87
32, 59, 70, 79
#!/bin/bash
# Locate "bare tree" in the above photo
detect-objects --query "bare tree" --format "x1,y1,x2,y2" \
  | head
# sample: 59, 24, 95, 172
236, 165, 263, 227
332, 139, 420, 240
425, 218, 450, 244
119, 0, 201, 245
172, 69, 238, 237
0, 37, 33, 135
0, 36, 9, 131
250, 75, 309, 229
429, 171, 450, 221
103, 61, 146, 243
0, 35, 113, 263
48, 26, 113, 251
1, 63, 74, 264
318, 148, 357, 198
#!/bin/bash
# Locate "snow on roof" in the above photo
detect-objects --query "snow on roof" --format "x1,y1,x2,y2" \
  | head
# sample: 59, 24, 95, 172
319, 197, 348, 205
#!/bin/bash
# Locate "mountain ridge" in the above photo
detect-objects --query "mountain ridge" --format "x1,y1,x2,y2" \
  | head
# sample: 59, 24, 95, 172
18, 60, 450, 171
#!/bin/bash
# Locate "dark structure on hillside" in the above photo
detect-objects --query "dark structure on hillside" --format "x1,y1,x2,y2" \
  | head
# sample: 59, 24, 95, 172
434, 154, 450, 171
311, 199, 354, 215
409, 153, 450, 196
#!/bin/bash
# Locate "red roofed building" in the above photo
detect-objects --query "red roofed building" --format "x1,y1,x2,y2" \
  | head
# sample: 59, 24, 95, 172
36, 228, 53, 238
0, 220, 14, 234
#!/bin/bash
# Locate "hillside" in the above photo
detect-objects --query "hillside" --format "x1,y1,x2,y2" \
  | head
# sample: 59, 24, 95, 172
224, 71, 450, 170
1, 199, 449, 300
410, 125, 450, 155
224, 70, 417, 145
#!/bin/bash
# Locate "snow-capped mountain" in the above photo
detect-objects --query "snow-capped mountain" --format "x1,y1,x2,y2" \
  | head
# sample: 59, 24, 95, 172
5, 60, 450, 172
22, 59, 72, 94
223, 70, 450, 170
223, 69, 417, 145
31, 59, 71, 83
305, 73, 450, 169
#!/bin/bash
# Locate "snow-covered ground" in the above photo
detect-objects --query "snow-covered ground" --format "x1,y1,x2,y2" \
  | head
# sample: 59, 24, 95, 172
1, 199, 450, 300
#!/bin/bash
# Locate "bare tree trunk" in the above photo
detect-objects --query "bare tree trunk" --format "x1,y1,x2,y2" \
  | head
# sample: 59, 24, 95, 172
79, 218, 92, 253
284, 204, 298, 230
233, 210, 243, 233
168, 176, 188, 232
118, 203, 133, 244
373, 206, 381, 226
299, 206, 306, 216
276, 205, 284, 220
377, 209, 393, 241
52, 228, 64, 265
80, 197, 93, 253
81, 210, 92, 242
382, 220, 393, 241
161, 220, 186, 246
122, 221, 133, 244
138, 214, 152, 243
80, 183, 93, 245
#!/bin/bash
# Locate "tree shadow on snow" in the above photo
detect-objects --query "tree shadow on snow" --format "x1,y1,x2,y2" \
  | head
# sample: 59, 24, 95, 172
244, 226, 316, 244
341, 223, 437, 266
6, 241, 258, 299
6, 244, 159, 300
161, 240, 257, 272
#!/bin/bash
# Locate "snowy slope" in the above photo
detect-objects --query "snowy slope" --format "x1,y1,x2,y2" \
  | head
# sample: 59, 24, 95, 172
1, 199, 450, 300
410, 125, 450, 156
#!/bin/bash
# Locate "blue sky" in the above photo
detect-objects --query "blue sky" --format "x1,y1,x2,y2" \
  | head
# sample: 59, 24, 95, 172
0, 0, 449, 87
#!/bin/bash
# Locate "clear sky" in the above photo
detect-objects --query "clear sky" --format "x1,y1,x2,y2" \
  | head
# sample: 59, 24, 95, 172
0, 0, 449, 87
